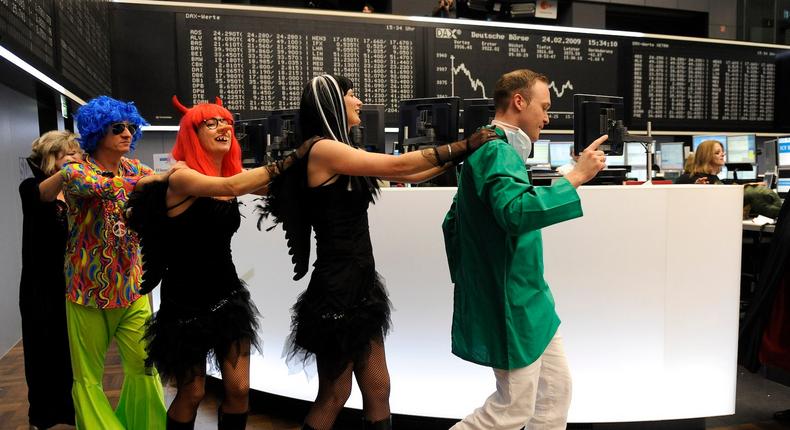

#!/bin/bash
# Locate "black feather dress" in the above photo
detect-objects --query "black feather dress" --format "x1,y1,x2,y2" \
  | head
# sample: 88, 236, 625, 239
262, 137, 390, 380
128, 183, 260, 383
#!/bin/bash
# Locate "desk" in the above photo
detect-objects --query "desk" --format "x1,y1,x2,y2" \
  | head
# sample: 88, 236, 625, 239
743, 219, 776, 233
193, 185, 744, 422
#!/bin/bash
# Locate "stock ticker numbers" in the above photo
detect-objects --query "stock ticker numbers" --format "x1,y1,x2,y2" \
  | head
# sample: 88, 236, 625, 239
0, 0, 55, 67
428, 25, 620, 127
630, 40, 777, 130
178, 13, 418, 117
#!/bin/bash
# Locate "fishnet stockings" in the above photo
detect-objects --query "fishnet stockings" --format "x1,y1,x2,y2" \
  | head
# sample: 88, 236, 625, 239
166, 339, 252, 423
304, 339, 391, 430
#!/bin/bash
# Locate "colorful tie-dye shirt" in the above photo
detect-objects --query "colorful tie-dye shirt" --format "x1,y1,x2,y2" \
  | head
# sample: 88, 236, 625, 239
61, 155, 154, 309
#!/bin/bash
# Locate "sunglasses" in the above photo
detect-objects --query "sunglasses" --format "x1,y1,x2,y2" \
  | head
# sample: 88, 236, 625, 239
109, 123, 138, 135
202, 117, 233, 130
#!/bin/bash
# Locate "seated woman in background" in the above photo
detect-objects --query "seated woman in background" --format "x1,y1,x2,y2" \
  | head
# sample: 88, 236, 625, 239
674, 139, 725, 184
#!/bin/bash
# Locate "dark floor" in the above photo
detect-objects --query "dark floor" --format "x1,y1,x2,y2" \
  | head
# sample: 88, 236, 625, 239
1, 340, 789, 429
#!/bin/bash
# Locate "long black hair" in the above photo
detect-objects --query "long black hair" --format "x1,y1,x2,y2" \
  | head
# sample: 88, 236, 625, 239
298, 74, 355, 146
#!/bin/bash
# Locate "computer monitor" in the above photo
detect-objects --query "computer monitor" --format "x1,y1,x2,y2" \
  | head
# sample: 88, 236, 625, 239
726, 135, 756, 163
606, 154, 625, 166
398, 97, 460, 148
236, 117, 269, 167
777, 177, 790, 198
268, 109, 300, 157
736, 166, 757, 181
462, 98, 495, 138
573, 94, 625, 156
526, 140, 549, 166
351, 104, 385, 153
692, 135, 726, 151
778, 136, 790, 167
659, 142, 685, 171
549, 142, 573, 168
758, 139, 778, 175
625, 142, 646, 168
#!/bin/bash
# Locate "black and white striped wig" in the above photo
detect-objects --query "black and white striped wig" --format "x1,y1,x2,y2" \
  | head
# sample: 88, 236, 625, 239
299, 74, 355, 146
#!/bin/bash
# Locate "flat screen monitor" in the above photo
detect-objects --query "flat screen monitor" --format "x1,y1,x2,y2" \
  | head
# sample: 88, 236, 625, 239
692, 135, 726, 151
758, 139, 778, 174
462, 98, 495, 138
718, 165, 730, 181
398, 97, 460, 147
268, 109, 300, 152
606, 154, 625, 166
736, 166, 757, 180
572, 94, 624, 156
626, 142, 646, 169
526, 140, 549, 166
659, 142, 685, 171
236, 117, 269, 167
778, 177, 790, 196
352, 104, 385, 153
778, 137, 790, 167
726, 135, 756, 163
549, 142, 573, 168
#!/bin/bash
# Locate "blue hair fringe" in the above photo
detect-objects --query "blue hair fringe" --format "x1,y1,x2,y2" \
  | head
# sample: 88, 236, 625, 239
74, 95, 149, 153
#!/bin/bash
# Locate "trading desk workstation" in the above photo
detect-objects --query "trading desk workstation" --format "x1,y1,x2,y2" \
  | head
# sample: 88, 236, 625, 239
5, 0, 790, 425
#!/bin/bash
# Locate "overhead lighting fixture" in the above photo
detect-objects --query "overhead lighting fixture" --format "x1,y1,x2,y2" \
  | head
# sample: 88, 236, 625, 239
0, 44, 86, 105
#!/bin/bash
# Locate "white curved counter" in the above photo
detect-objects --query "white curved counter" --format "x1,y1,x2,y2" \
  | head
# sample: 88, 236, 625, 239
190, 185, 743, 422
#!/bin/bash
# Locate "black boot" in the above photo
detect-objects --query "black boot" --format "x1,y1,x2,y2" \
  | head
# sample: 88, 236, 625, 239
166, 414, 196, 430
363, 416, 392, 429
217, 407, 248, 430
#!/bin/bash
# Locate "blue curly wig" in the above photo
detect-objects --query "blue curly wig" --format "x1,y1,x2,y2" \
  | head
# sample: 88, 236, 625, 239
74, 95, 149, 153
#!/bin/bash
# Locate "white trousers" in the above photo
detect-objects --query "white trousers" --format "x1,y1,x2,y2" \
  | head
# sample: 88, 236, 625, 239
451, 333, 572, 430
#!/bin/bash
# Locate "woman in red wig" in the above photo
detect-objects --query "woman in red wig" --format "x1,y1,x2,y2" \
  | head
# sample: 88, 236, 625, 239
129, 97, 302, 430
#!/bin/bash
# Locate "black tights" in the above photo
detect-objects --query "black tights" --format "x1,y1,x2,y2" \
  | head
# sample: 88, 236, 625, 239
304, 339, 391, 430
168, 339, 252, 422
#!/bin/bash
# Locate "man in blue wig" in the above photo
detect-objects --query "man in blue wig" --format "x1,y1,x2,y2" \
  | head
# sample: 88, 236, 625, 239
61, 96, 172, 429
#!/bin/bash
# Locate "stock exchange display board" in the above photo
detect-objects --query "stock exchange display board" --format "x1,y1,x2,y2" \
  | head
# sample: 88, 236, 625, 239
427, 24, 622, 128
0, 0, 111, 100
109, 2, 789, 131
176, 12, 421, 119
629, 39, 778, 131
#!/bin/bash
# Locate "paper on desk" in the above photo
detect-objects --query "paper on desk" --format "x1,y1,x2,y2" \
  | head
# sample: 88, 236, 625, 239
751, 215, 776, 226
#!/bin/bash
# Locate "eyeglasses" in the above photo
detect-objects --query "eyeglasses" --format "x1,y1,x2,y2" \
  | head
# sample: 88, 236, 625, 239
202, 117, 233, 130
109, 123, 138, 135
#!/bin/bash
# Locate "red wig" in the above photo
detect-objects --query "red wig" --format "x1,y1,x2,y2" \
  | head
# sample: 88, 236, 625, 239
171, 96, 242, 177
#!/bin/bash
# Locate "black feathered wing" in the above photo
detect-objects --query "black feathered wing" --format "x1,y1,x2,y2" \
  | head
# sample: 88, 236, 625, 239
257, 155, 313, 281
125, 180, 169, 294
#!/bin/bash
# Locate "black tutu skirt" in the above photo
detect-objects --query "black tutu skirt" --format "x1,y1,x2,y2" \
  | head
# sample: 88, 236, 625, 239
145, 285, 260, 383
286, 266, 391, 381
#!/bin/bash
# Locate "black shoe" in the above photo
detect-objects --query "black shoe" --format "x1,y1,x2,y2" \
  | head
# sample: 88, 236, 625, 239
363, 416, 392, 429
167, 414, 196, 430
218, 407, 248, 430
775, 409, 790, 422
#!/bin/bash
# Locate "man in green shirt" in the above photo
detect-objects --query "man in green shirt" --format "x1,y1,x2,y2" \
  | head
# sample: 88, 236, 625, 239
443, 69, 607, 429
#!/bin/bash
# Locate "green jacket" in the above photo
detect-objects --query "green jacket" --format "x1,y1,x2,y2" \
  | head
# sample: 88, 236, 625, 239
442, 127, 583, 369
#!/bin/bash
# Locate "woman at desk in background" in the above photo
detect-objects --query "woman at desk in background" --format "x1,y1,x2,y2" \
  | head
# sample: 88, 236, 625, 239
674, 139, 724, 184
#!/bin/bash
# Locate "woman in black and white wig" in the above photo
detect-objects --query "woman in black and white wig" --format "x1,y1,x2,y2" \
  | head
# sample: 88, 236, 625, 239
262, 74, 495, 430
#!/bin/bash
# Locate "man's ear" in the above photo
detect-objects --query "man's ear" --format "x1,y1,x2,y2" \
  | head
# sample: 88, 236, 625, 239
512, 93, 524, 112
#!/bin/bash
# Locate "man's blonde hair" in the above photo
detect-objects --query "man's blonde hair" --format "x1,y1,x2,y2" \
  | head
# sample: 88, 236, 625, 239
493, 69, 549, 112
